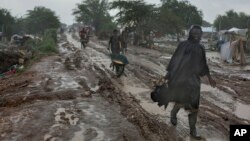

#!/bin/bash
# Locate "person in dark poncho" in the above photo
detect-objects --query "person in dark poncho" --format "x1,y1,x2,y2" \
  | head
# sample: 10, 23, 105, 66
108, 29, 121, 55
151, 25, 216, 140
108, 29, 129, 69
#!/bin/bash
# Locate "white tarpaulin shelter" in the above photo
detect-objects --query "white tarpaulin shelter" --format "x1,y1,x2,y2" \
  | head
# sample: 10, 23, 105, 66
228, 27, 247, 37
219, 28, 247, 65
220, 41, 232, 63
201, 26, 216, 33
228, 27, 240, 32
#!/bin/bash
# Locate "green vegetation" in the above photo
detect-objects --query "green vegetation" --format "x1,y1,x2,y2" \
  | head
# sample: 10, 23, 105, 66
25, 6, 60, 35
1, 6, 60, 37
1, 6, 60, 55
214, 10, 250, 30
202, 20, 212, 27
44, 28, 57, 42
111, 0, 156, 43
0, 6, 59, 76
24, 28, 58, 54
0, 8, 15, 39
73, 0, 116, 36
110, 0, 202, 42
38, 37, 58, 54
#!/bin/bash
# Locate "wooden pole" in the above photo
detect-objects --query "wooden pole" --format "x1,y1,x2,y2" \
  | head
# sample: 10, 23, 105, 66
239, 38, 246, 66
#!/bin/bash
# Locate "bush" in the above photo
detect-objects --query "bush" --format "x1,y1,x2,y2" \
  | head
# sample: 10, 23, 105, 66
38, 37, 58, 53
24, 37, 58, 54
24, 39, 39, 52
44, 28, 57, 42
23, 28, 58, 55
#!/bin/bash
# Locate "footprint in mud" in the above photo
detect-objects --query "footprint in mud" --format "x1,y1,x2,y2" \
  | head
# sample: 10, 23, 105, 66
54, 108, 79, 125
44, 107, 81, 141
84, 128, 98, 141
43, 77, 54, 92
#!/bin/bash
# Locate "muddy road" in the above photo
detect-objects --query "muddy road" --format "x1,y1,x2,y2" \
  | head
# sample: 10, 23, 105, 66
1, 32, 250, 141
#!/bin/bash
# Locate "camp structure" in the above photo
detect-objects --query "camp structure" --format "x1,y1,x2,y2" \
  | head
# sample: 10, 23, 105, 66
218, 27, 248, 66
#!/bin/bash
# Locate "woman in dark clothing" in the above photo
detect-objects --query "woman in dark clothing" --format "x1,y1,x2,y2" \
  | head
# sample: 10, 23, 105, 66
152, 25, 216, 140
167, 25, 216, 139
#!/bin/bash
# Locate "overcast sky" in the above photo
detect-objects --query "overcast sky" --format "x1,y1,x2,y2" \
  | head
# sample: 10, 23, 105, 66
0, 0, 250, 25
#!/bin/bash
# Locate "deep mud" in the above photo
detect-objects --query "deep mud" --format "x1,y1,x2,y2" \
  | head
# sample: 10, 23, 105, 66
0, 34, 145, 141
1, 32, 250, 141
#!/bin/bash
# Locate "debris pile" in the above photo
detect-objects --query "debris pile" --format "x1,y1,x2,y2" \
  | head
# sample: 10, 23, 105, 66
0, 41, 33, 78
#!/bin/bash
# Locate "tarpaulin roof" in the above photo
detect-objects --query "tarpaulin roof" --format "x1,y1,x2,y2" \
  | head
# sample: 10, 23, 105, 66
201, 26, 216, 33
228, 27, 240, 32
228, 27, 247, 36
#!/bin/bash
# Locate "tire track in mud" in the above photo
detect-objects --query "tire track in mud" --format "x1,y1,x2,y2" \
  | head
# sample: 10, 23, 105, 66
67, 34, 195, 140
65, 34, 250, 141
0, 34, 146, 141
66, 34, 182, 140
0, 90, 80, 107
206, 53, 250, 103
199, 97, 250, 136
207, 72, 250, 103
75, 39, 219, 140
92, 65, 179, 141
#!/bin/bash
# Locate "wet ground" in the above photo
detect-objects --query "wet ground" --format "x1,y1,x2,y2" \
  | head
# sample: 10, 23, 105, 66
0, 32, 250, 141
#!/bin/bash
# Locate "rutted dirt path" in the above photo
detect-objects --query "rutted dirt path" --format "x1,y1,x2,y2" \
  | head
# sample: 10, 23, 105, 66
66, 33, 250, 141
0, 34, 146, 141
1, 32, 250, 141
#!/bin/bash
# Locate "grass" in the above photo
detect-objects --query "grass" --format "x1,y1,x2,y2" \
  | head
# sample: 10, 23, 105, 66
38, 37, 58, 53
15, 28, 59, 74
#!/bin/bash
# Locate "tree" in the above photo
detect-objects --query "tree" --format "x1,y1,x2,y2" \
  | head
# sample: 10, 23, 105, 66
161, 0, 203, 30
111, 0, 156, 44
111, 0, 155, 26
214, 10, 250, 31
0, 8, 15, 39
158, 0, 202, 41
111, 0, 202, 43
202, 20, 212, 27
25, 6, 60, 35
73, 0, 115, 35
12, 17, 26, 34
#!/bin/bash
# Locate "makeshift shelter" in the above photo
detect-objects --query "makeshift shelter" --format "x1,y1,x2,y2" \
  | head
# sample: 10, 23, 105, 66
228, 27, 248, 37
201, 26, 216, 39
219, 28, 247, 65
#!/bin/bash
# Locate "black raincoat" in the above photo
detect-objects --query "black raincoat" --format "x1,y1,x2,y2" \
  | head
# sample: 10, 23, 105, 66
151, 36, 210, 109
